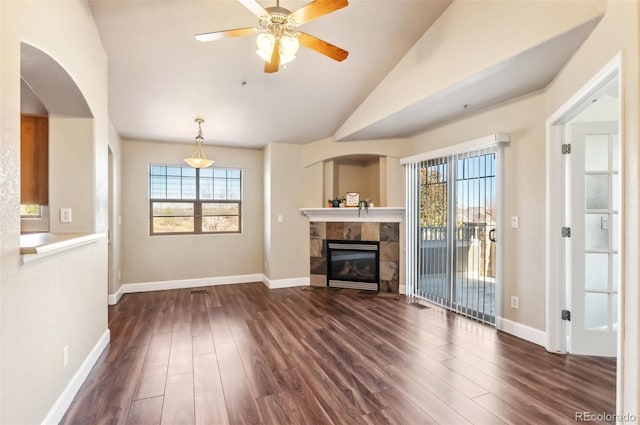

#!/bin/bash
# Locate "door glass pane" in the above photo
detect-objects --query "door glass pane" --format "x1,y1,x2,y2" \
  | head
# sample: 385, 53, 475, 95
415, 150, 496, 325
585, 174, 609, 209
585, 292, 608, 330
612, 295, 618, 331
453, 153, 496, 322
612, 213, 619, 252
585, 253, 608, 290
585, 214, 609, 250
612, 134, 620, 171
418, 160, 448, 301
612, 253, 619, 292
612, 173, 620, 211
584, 134, 609, 171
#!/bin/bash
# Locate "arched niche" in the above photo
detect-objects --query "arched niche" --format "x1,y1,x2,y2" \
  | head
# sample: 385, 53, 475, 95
20, 43, 95, 233
324, 154, 385, 207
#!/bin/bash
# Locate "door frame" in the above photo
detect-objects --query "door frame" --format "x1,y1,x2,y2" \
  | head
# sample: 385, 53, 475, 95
403, 133, 508, 324
545, 51, 623, 403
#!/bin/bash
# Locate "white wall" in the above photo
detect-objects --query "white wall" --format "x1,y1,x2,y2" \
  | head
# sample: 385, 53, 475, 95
108, 123, 123, 298
263, 143, 308, 282
48, 116, 94, 233
120, 139, 264, 284
0, 1, 110, 423
336, 160, 378, 203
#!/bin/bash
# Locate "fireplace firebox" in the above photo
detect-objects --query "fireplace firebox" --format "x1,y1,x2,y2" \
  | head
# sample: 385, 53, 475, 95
327, 240, 380, 291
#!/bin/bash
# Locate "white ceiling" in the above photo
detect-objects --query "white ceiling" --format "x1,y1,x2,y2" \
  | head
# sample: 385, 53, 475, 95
88, 0, 600, 149
89, 0, 452, 148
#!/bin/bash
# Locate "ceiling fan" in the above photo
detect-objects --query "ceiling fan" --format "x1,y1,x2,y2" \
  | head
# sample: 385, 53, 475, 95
195, 0, 349, 73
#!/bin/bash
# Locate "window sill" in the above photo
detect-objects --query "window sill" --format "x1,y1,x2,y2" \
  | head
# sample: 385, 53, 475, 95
20, 232, 106, 264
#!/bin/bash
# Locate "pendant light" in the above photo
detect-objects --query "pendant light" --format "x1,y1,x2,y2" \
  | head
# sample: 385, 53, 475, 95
184, 118, 214, 168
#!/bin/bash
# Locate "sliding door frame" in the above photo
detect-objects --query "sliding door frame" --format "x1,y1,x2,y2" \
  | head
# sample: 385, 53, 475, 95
403, 133, 509, 324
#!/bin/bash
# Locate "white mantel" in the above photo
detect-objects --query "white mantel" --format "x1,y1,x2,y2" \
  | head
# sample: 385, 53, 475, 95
299, 207, 405, 222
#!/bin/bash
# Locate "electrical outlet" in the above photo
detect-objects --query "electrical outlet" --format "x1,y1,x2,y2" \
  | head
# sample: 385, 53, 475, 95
60, 208, 72, 223
277, 214, 284, 223
63, 345, 69, 367
511, 296, 519, 309
511, 216, 519, 228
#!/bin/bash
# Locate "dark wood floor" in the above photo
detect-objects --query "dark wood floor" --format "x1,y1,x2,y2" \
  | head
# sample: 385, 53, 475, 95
61, 283, 616, 425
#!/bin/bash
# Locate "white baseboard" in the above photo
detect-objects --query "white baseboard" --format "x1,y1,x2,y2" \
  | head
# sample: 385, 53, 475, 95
496, 316, 546, 347
118, 274, 264, 297
262, 276, 310, 289
41, 329, 110, 425
108, 285, 124, 305
109, 274, 311, 304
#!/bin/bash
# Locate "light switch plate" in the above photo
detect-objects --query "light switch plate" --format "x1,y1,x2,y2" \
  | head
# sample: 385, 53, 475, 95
511, 216, 519, 228
60, 208, 72, 223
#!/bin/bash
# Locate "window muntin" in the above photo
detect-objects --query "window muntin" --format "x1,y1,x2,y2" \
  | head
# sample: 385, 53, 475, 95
149, 165, 241, 235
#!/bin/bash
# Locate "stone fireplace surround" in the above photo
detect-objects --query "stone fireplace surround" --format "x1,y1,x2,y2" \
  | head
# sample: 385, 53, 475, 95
309, 221, 400, 293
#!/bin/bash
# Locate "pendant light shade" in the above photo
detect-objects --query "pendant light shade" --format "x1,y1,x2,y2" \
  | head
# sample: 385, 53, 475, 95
184, 118, 214, 168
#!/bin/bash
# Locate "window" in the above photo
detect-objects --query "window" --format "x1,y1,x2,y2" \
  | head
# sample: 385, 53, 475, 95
20, 204, 42, 218
21, 115, 49, 228
149, 165, 241, 235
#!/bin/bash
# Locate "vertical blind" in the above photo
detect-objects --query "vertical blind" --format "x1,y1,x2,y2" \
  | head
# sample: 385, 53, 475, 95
405, 145, 499, 324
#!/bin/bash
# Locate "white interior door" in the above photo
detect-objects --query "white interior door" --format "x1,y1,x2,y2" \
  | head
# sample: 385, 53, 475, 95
568, 123, 619, 357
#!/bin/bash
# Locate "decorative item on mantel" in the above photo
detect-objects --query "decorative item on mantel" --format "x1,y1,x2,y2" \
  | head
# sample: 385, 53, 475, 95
328, 197, 345, 208
184, 118, 214, 168
345, 192, 360, 207
357, 200, 368, 217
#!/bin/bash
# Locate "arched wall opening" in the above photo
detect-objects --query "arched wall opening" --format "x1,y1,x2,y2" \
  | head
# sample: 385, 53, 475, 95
20, 42, 95, 234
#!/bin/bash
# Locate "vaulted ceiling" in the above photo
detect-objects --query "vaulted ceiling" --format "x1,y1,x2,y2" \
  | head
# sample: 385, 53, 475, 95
88, 0, 601, 149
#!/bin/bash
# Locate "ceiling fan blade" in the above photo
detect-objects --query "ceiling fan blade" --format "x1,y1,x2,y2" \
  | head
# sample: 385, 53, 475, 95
298, 32, 348, 62
238, 0, 269, 18
195, 27, 258, 42
289, 0, 348, 25
264, 41, 280, 73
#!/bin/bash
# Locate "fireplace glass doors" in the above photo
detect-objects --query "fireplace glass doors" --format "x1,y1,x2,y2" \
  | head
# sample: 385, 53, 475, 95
327, 240, 380, 291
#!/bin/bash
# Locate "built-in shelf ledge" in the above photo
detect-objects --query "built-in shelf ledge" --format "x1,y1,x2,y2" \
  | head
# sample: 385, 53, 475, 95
20, 232, 106, 264
299, 207, 405, 222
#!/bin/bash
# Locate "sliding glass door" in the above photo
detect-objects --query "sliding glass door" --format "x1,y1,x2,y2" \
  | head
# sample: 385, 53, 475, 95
408, 148, 497, 324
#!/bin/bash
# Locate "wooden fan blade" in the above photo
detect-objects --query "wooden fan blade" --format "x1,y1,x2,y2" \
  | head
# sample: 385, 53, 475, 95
289, 0, 348, 25
298, 32, 348, 62
238, 0, 269, 18
264, 41, 280, 73
195, 27, 258, 42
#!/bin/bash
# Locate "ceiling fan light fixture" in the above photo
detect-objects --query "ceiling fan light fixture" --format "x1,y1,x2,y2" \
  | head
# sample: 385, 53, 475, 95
256, 33, 299, 65
256, 32, 275, 51
280, 34, 299, 55
184, 118, 214, 169
256, 47, 273, 63
195, 0, 349, 73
